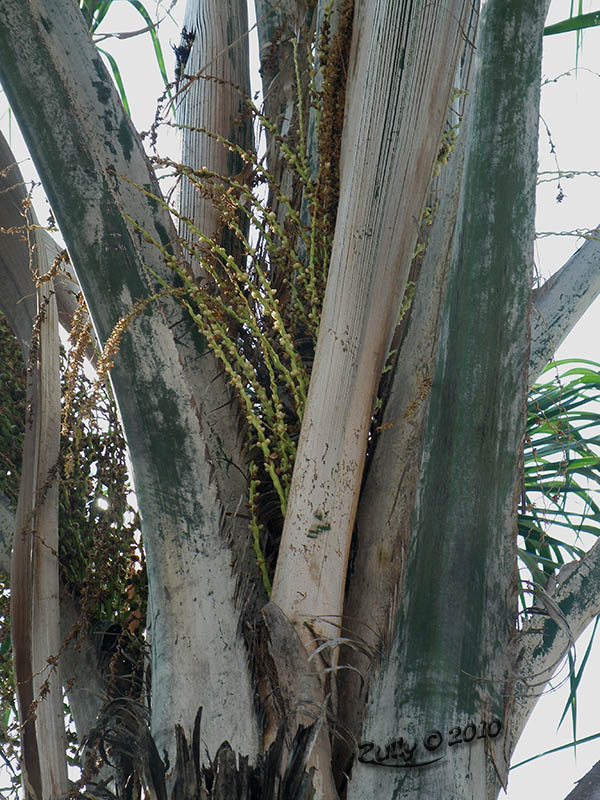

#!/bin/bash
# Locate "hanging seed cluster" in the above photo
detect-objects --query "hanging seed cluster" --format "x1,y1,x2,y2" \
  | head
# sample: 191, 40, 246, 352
127, 6, 353, 594
0, 311, 26, 507
60, 362, 145, 630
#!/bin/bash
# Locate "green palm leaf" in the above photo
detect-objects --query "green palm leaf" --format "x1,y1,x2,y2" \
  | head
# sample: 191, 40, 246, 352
519, 360, 600, 590
97, 46, 131, 114
519, 361, 600, 767
79, 0, 174, 114
120, 0, 171, 91
511, 730, 600, 770
544, 10, 600, 36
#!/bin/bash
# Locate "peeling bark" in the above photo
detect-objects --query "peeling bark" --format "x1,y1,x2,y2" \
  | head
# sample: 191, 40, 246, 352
11, 361, 43, 800
30, 275, 68, 800
2, 135, 67, 799
1, 130, 101, 798
271, 0, 473, 646
0, 132, 111, 756
10, 270, 67, 800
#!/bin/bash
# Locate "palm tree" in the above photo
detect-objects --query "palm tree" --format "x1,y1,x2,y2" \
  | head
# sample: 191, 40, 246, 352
2, 1, 600, 798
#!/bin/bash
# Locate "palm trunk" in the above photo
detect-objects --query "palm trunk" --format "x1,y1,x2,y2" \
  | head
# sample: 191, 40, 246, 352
0, 0, 258, 766
271, 0, 473, 647
349, 2, 545, 797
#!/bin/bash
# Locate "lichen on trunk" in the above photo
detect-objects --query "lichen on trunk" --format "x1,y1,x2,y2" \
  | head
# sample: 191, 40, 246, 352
349, 1, 546, 797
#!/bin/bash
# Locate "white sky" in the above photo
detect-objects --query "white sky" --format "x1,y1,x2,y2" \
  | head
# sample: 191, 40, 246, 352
1, 1, 600, 798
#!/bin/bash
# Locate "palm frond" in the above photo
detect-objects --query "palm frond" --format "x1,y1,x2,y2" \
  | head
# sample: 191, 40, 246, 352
79, 0, 174, 114
519, 360, 600, 590
544, 9, 600, 36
